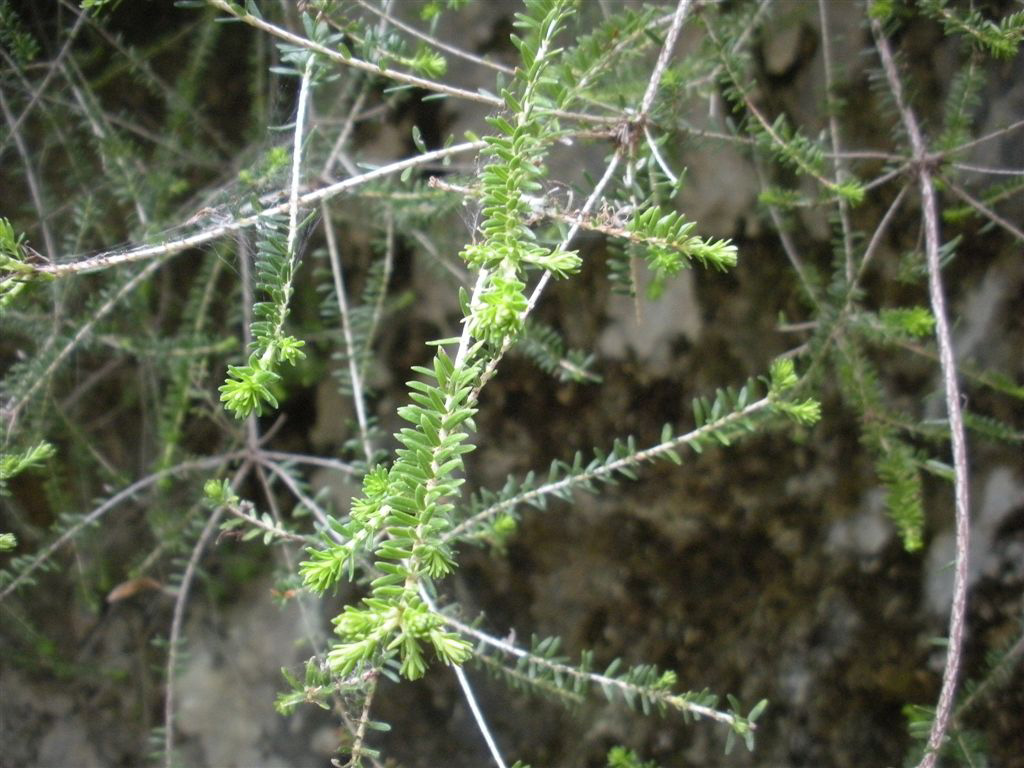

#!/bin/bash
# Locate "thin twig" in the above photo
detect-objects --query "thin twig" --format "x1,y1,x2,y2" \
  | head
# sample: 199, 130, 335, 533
257, 457, 336, 535
951, 628, 1024, 726
164, 461, 251, 768
686, 0, 771, 93
0, 452, 244, 602
703, 15, 843, 197
353, 0, 514, 75
323, 80, 370, 179
344, 669, 379, 767
55, 0, 231, 154
339, 0, 394, 181
235, 226, 262, 454
568, 10, 676, 107
205, 0, 618, 127
524, 150, 623, 317
67, 76, 149, 228
807, 184, 909, 375
949, 161, 1024, 176
252, 459, 355, 736
0, 87, 57, 259
322, 202, 374, 463
940, 175, 1024, 242
445, 397, 772, 544
674, 119, 758, 146
473, 0, 693, 394
2, 257, 169, 430
221, 496, 314, 545
28, 140, 486, 277
409, 227, 469, 283
444, 612, 742, 728
750, 155, 818, 305
252, 464, 337, 666
638, 0, 694, 118
938, 118, 1024, 156
3, 12, 85, 144
458, 148, 623, 401
643, 123, 678, 184
288, 55, 316, 256
360, 211, 395, 398
420, 586, 507, 768
873, 21, 971, 768
256, 450, 358, 475
818, 0, 854, 284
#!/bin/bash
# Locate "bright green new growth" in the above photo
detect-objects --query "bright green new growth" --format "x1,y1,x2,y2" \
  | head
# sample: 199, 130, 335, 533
0, 441, 55, 556
303, 348, 479, 679
919, 0, 1024, 59
0, 441, 55, 498
462, 0, 582, 341
627, 205, 738, 275
302, 0, 584, 681
219, 214, 308, 418
292, 3, 817, 745
219, 37, 320, 419
0, 217, 51, 309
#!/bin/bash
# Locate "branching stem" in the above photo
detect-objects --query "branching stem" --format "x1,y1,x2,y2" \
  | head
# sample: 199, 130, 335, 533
420, 585, 507, 768
206, 0, 617, 127
873, 21, 971, 768
28, 141, 486, 277
445, 397, 771, 544
0, 453, 245, 602
638, 0, 693, 118
444, 613, 743, 728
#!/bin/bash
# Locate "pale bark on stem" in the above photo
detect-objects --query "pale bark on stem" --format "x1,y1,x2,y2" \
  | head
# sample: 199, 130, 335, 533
205, 0, 617, 127
419, 586, 507, 768
322, 202, 374, 464
940, 175, 1024, 242
817, 0, 854, 283
444, 397, 771, 544
639, 0, 693, 118
443, 612, 742, 728
30, 141, 486, 277
288, 57, 315, 257
872, 21, 971, 768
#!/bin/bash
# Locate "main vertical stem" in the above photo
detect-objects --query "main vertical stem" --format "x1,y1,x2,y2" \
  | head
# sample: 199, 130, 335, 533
872, 21, 971, 768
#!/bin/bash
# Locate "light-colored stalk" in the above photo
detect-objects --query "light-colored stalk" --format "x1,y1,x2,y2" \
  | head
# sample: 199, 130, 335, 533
872, 21, 971, 768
